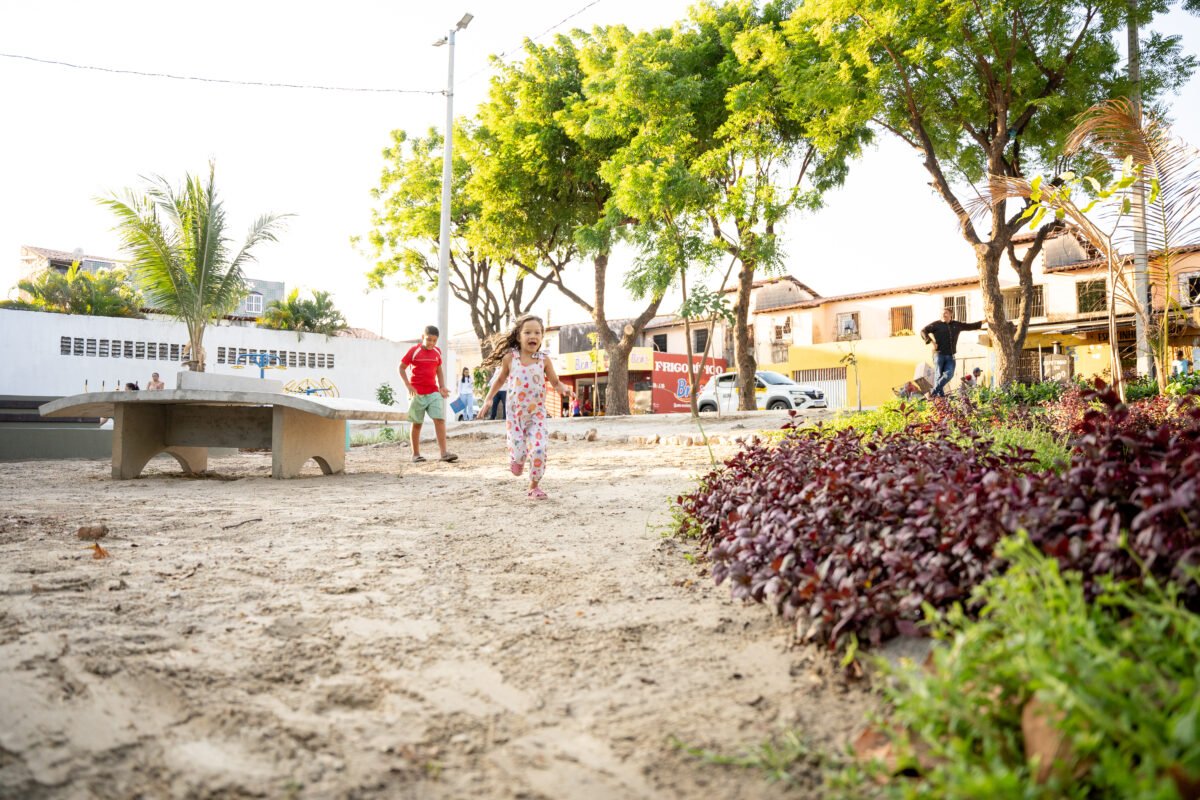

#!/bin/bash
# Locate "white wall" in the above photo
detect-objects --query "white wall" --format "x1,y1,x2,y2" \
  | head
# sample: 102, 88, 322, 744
0, 309, 412, 405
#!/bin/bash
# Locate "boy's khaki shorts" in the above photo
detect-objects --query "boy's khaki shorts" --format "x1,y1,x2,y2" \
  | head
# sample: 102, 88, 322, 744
409, 392, 445, 424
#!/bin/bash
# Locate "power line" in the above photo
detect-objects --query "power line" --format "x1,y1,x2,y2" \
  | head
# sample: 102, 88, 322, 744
0, 52, 442, 94
461, 0, 605, 83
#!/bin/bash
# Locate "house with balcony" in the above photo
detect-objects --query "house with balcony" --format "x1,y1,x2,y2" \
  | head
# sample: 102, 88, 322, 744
751, 228, 1200, 409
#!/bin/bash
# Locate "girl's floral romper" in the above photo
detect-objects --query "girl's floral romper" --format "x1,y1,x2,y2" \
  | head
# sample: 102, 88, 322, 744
506, 349, 548, 482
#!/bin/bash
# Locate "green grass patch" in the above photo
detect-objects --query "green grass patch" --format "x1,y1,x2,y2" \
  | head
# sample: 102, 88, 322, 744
351, 425, 410, 446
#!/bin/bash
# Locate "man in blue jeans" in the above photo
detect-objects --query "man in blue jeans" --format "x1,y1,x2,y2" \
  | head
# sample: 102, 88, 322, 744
921, 308, 984, 397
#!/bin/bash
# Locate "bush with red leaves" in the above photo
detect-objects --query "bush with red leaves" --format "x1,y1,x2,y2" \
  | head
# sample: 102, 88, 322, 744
677, 388, 1200, 650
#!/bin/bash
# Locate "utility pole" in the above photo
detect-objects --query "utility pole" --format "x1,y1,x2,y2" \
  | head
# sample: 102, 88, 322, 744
433, 12, 473, 343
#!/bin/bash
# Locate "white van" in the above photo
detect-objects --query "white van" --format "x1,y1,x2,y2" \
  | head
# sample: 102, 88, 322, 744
697, 371, 827, 412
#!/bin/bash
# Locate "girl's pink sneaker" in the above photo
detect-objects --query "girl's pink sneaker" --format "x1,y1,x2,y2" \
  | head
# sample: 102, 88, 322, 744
510, 461, 524, 476
527, 487, 548, 500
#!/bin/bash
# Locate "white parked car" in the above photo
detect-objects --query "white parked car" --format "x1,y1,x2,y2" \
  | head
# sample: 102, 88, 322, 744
697, 371, 827, 412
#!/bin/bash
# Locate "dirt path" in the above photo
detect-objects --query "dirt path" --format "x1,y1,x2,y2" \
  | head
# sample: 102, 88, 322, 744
0, 429, 873, 799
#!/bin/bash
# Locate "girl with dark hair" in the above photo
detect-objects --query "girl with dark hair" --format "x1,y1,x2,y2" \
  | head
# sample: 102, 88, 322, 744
479, 314, 574, 499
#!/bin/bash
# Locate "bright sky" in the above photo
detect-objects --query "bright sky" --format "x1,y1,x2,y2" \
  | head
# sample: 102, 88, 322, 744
2, 1, 1198, 339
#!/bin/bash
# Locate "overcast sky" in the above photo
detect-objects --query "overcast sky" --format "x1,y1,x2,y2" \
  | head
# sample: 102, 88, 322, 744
2, 0, 1198, 338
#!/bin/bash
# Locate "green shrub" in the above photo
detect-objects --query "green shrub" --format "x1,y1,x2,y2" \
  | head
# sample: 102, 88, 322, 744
842, 535, 1200, 799
376, 382, 397, 406
1125, 374, 1160, 401
826, 400, 931, 436
1167, 373, 1200, 397
987, 426, 1069, 472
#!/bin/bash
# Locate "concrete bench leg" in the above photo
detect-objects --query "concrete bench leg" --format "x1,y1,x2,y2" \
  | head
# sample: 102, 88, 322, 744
272, 406, 345, 479
112, 405, 208, 479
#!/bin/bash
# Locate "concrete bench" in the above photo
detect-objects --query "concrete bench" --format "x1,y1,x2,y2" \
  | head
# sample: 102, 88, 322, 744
40, 388, 407, 479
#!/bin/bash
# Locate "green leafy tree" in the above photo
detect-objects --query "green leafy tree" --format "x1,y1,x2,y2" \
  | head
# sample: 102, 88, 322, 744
360, 127, 549, 357
5, 262, 144, 318
99, 162, 288, 371
585, 1, 866, 410
260, 288, 348, 336
473, 29, 663, 416
786, 0, 1194, 385
990, 98, 1200, 396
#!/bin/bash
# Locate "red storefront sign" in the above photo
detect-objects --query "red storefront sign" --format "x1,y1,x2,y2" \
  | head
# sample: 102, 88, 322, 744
651, 353, 727, 413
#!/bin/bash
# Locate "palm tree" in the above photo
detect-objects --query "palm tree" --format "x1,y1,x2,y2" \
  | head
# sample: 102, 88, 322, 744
986, 98, 1200, 395
260, 288, 348, 336
98, 162, 288, 371
4, 262, 144, 318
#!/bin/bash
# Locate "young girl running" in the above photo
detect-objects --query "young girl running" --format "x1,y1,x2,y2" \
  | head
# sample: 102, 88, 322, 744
479, 314, 574, 499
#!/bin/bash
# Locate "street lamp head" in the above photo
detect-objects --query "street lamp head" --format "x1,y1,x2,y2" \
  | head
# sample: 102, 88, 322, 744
457, 13, 473, 29
433, 36, 448, 47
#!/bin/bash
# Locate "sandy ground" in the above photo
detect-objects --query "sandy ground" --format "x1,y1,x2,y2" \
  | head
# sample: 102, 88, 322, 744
0, 410, 874, 799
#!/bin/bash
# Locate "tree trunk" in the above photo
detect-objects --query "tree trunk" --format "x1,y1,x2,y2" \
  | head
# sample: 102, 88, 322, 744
602, 298, 663, 416
606, 338, 632, 416
733, 256, 757, 411
975, 244, 1019, 384
588, 252, 663, 416
187, 325, 206, 372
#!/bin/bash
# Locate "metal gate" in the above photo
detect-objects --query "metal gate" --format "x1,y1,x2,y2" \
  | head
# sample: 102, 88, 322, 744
792, 366, 848, 409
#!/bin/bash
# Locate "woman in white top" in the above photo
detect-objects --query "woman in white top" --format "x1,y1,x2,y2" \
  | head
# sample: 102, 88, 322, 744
458, 368, 477, 421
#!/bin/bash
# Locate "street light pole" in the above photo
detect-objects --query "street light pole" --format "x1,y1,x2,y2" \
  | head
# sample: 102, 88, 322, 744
433, 13, 473, 344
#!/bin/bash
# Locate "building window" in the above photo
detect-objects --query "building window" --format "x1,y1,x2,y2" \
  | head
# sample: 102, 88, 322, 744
1076, 279, 1107, 313
244, 293, 264, 315
835, 312, 860, 340
1182, 274, 1200, 305
99, 340, 110, 358
1002, 285, 1046, 319
773, 317, 792, 341
944, 294, 969, 321
651, 333, 667, 351
890, 306, 913, 336
693, 328, 709, 353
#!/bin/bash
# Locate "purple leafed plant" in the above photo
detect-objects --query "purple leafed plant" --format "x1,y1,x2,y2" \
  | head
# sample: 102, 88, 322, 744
678, 388, 1200, 650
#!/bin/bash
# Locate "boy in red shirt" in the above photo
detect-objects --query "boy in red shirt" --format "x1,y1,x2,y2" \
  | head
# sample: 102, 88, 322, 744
399, 325, 458, 463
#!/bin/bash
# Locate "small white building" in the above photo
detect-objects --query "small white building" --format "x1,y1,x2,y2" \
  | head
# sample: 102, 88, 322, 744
0, 309, 412, 405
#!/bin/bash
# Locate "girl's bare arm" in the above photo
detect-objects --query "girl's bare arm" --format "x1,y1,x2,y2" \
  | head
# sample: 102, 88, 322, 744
544, 359, 574, 397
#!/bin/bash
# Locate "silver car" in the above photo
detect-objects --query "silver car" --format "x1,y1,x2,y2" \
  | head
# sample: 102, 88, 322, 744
697, 371, 827, 412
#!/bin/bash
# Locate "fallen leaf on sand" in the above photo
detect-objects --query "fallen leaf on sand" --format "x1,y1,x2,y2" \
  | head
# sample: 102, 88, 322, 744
853, 725, 936, 782
91, 542, 110, 559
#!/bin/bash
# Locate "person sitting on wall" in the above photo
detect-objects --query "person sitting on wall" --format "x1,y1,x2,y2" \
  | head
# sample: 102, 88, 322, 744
921, 309, 984, 398
147, 372, 165, 390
